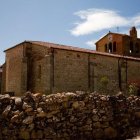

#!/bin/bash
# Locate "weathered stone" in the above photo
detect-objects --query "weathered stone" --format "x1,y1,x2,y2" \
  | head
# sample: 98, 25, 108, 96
11, 115, 19, 123
31, 130, 37, 139
104, 127, 117, 138
92, 109, 98, 114
81, 124, 92, 131
135, 112, 140, 119
36, 130, 44, 139
46, 110, 59, 118
37, 111, 47, 118
92, 115, 99, 121
15, 97, 22, 106
25, 107, 33, 113
19, 130, 30, 140
72, 101, 85, 109
0, 92, 140, 139
33, 93, 42, 98
70, 116, 77, 123
22, 102, 31, 110
23, 116, 34, 124
93, 128, 104, 139
2, 105, 11, 117
12, 110, 20, 115
28, 123, 35, 131
93, 122, 101, 128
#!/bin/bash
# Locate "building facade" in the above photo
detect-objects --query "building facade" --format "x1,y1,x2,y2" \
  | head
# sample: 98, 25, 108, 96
96, 27, 140, 57
2, 40, 140, 96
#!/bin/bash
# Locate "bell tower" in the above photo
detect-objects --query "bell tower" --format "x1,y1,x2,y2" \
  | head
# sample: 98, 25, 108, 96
129, 26, 137, 39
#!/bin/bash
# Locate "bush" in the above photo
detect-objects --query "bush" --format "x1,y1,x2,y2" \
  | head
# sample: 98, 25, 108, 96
128, 83, 138, 96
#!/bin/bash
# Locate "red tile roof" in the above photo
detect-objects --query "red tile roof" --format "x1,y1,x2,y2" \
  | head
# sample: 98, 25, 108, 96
95, 32, 128, 44
4, 40, 140, 61
95, 31, 140, 44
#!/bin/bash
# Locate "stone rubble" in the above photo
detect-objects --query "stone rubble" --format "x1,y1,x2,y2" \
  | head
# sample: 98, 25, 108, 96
0, 91, 139, 140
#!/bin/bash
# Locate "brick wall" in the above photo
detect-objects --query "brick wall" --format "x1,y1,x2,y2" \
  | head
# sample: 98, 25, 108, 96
96, 34, 123, 54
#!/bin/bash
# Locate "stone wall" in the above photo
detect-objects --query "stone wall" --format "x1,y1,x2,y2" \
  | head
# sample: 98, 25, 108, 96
53, 49, 89, 93
5, 44, 24, 96
0, 91, 140, 140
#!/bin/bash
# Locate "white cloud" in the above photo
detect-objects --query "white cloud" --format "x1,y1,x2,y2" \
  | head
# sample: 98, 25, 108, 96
132, 15, 140, 26
70, 8, 140, 36
86, 39, 97, 50
70, 9, 129, 36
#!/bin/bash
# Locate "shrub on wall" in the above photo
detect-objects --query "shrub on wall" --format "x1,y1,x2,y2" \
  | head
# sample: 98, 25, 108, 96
99, 76, 109, 94
128, 83, 138, 96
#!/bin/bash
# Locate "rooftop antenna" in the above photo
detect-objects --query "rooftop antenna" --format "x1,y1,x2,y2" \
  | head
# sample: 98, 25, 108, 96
117, 26, 119, 33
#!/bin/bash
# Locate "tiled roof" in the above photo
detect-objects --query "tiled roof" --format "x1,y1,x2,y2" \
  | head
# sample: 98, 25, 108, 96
95, 32, 127, 44
95, 31, 140, 44
4, 40, 140, 61
29, 41, 94, 53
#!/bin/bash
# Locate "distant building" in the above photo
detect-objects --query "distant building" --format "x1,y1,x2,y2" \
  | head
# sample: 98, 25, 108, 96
95, 27, 140, 57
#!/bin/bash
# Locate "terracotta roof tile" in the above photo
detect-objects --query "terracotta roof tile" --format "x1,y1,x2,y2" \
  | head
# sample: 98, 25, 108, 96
4, 40, 140, 61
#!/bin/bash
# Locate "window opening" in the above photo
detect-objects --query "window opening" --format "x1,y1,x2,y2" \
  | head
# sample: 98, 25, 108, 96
108, 42, 112, 53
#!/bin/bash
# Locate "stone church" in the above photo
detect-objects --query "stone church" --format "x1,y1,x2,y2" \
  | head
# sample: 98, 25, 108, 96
96, 26, 140, 57
1, 27, 140, 96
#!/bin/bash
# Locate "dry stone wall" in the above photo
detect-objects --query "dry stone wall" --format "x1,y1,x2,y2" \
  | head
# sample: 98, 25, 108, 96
0, 91, 140, 140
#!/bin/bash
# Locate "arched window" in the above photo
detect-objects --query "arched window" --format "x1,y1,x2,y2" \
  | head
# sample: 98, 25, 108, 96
109, 42, 112, 53
105, 44, 107, 52
113, 42, 116, 52
130, 41, 133, 53
135, 43, 139, 53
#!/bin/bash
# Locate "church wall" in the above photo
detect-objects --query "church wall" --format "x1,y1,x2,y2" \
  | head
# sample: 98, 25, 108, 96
89, 54, 120, 94
4, 42, 140, 96
26, 43, 52, 95
96, 34, 123, 54
127, 60, 140, 85
5, 44, 24, 96
52, 49, 89, 93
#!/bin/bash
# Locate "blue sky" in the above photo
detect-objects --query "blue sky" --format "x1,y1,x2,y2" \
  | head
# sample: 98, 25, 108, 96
0, 0, 140, 64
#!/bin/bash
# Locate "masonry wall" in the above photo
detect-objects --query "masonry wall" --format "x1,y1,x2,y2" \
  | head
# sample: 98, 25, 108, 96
0, 92, 140, 140
5, 45, 24, 96
4, 43, 140, 96
1, 63, 6, 94
53, 49, 89, 93
96, 34, 123, 54
127, 60, 140, 84
89, 54, 119, 94
0, 71, 2, 94
27, 43, 51, 94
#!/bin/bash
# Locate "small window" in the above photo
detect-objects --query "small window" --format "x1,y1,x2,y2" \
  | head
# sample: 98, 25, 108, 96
130, 41, 133, 53
37, 65, 41, 79
113, 42, 116, 52
109, 42, 112, 53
